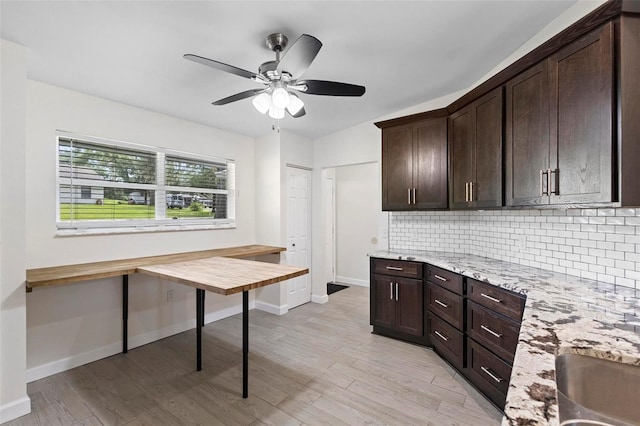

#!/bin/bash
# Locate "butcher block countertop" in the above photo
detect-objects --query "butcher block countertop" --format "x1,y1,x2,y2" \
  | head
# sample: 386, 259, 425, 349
370, 249, 640, 426
26, 244, 285, 289
137, 256, 308, 295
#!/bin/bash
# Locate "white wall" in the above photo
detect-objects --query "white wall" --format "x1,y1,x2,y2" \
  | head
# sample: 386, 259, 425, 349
23, 81, 257, 383
335, 163, 379, 287
0, 39, 31, 424
254, 129, 313, 313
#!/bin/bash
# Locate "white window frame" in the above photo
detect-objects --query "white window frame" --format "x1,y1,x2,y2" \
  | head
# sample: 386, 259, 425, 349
56, 130, 236, 236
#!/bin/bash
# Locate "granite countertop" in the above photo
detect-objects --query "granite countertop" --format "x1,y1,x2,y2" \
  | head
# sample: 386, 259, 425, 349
369, 249, 640, 425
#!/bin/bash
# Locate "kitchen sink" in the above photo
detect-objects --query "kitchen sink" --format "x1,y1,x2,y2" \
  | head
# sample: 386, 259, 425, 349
555, 353, 640, 426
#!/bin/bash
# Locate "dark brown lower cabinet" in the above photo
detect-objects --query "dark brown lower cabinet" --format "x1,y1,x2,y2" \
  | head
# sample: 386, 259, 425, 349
427, 312, 464, 371
370, 258, 424, 343
370, 259, 527, 411
466, 339, 512, 409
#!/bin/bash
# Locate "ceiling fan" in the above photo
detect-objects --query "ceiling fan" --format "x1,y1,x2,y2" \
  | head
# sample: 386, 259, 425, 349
184, 33, 366, 120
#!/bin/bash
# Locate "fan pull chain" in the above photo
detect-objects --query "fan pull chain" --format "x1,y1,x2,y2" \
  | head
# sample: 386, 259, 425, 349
272, 118, 280, 133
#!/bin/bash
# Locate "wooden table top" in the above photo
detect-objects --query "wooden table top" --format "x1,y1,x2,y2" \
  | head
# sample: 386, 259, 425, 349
137, 257, 308, 295
26, 245, 286, 289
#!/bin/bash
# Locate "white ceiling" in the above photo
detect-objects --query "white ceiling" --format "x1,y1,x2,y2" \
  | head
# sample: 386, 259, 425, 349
1, 1, 576, 140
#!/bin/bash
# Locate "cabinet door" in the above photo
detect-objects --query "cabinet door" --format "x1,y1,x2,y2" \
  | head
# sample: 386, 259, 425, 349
414, 118, 448, 209
505, 61, 550, 206
395, 277, 424, 336
382, 124, 413, 210
449, 108, 474, 209
473, 87, 503, 208
549, 23, 613, 204
371, 275, 396, 329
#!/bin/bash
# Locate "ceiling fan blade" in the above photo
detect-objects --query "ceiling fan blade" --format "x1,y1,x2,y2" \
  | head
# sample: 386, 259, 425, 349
277, 34, 322, 79
212, 88, 266, 106
289, 106, 306, 118
184, 54, 262, 81
297, 80, 366, 97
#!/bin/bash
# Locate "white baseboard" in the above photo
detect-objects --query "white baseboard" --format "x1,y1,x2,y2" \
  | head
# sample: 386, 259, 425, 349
335, 276, 369, 287
0, 396, 31, 424
311, 294, 329, 304
26, 301, 253, 383
254, 300, 288, 315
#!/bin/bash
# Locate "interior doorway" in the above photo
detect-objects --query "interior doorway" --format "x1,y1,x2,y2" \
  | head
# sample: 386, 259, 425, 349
324, 162, 380, 288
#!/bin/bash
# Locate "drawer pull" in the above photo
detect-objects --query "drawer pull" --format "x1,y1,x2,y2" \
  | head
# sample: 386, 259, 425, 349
480, 293, 502, 303
480, 366, 503, 383
433, 274, 448, 282
385, 266, 403, 271
434, 299, 448, 308
481, 325, 503, 338
434, 331, 448, 341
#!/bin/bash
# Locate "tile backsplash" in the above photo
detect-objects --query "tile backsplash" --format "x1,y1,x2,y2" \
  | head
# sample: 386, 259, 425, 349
389, 208, 640, 289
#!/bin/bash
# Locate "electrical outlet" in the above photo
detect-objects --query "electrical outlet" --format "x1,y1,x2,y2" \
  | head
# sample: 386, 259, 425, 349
167, 289, 175, 302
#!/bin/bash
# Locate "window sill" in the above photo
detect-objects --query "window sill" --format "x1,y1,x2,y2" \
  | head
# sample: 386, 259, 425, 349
55, 221, 236, 237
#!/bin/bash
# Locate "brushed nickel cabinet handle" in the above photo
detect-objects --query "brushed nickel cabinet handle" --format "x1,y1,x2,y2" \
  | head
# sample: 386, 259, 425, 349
389, 282, 393, 300
407, 188, 411, 205
550, 168, 558, 195
465, 182, 469, 202
434, 299, 448, 308
412, 188, 416, 205
480, 293, 501, 303
481, 366, 503, 383
434, 331, 449, 341
481, 325, 503, 338
434, 274, 448, 282
470, 181, 474, 202
395, 282, 398, 301
385, 266, 403, 271
540, 169, 550, 196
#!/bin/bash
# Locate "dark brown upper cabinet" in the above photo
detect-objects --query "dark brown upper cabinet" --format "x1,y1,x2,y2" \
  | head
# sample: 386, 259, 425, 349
381, 116, 448, 210
506, 23, 614, 206
449, 87, 504, 209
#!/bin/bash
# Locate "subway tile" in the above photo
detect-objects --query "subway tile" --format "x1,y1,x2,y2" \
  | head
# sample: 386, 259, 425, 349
615, 208, 636, 216
588, 216, 606, 225
615, 242, 635, 252
606, 216, 625, 225
581, 209, 597, 217
626, 217, 640, 226
615, 259, 635, 270
596, 273, 616, 284
615, 277, 635, 288
615, 225, 636, 235
597, 208, 616, 216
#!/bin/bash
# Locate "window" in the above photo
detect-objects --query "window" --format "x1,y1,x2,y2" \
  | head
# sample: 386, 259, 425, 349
57, 131, 235, 235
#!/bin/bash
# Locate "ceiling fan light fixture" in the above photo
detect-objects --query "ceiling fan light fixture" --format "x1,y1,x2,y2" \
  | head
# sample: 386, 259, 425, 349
287, 93, 304, 116
252, 92, 271, 114
271, 86, 290, 109
268, 105, 285, 119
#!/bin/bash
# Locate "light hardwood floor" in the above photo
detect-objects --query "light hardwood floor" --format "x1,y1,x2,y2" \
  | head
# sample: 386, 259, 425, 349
8, 286, 502, 425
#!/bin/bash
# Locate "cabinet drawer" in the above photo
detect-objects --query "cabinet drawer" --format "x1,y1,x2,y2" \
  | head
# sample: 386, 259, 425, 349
372, 258, 423, 279
467, 339, 512, 409
468, 278, 525, 322
427, 312, 464, 370
467, 301, 520, 364
426, 284, 464, 330
426, 265, 463, 295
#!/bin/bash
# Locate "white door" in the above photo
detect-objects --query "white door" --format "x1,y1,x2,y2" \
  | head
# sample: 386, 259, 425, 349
286, 166, 312, 309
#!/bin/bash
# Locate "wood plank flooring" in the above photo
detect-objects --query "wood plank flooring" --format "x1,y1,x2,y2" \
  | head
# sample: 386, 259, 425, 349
7, 286, 502, 425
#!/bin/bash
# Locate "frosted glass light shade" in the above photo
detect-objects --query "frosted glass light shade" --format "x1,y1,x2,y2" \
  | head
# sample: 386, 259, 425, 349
271, 87, 290, 108
252, 93, 270, 114
286, 94, 304, 116
268, 106, 285, 119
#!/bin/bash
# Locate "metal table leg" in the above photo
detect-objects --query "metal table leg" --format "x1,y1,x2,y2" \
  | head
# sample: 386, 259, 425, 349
196, 288, 205, 371
122, 275, 128, 354
243, 290, 249, 398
